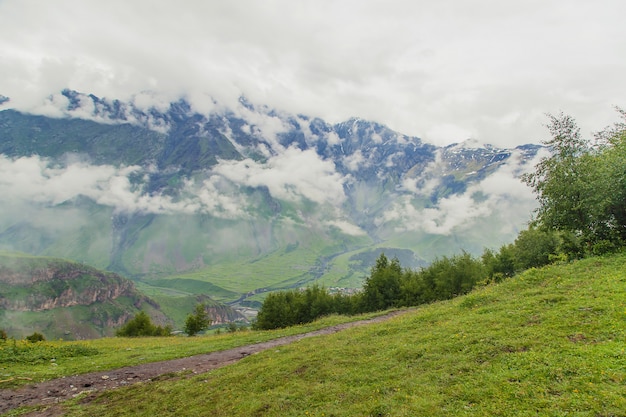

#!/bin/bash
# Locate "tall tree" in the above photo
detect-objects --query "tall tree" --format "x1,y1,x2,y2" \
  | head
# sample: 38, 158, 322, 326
523, 110, 626, 253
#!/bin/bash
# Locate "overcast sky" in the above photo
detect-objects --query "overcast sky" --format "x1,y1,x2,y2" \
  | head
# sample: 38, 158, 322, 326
1, 0, 625, 147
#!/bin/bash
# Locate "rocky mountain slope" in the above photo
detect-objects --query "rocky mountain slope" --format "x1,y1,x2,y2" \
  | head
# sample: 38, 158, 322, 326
0, 252, 245, 339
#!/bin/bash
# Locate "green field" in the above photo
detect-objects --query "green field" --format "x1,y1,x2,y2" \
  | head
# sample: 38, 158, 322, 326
3, 251, 626, 416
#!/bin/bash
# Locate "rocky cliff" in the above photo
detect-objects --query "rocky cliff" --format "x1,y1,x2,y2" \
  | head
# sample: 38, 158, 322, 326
0, 253, 163, 339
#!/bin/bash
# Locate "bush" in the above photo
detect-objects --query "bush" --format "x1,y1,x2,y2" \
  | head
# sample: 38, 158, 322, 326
512, 227, 560, 270
0, 329, 7, 340
184, 304, 211, 336
25, 332, 45, 343
116, 311, 172, 337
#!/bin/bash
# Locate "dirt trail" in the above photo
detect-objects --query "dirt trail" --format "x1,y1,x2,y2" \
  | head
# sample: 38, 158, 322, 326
0, 310, 407, 415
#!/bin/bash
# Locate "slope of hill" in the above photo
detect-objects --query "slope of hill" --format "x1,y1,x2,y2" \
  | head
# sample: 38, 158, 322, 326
0, 91, 543, 306
58, 252, 626, 416
0, 252, 168, 339
0, 252, 249, 339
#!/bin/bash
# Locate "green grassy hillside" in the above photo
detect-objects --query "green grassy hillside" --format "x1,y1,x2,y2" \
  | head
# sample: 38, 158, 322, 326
18, 251, 626, 416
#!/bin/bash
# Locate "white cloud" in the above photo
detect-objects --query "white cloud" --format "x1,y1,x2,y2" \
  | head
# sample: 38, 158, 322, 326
213, 147, 347, 206
326, 219, 367, 236
0, 148, 346, 219
379, 149, 541, 235
343, 150, 367, 172
0, 155, 246, 218
1, 0, 624, 147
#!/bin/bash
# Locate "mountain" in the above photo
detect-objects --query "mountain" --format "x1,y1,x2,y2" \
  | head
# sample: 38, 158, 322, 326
0, 90, 543, 308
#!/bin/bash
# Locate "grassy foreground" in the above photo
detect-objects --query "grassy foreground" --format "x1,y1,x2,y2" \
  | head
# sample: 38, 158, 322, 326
0, 313, 385, 390
9, 252, 626, 416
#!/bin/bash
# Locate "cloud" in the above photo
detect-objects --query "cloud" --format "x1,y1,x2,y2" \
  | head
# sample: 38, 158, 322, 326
379, 149, 543, 235
326, 219, 367, 236
343, 150, 368, 172
213, 147, 347, 206
0, 155, 178, 213
1, 0, 624, 147
0, 146, 349, 221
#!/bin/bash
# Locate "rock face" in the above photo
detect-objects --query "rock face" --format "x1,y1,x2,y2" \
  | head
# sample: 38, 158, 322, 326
0, 253, 248, 339
0, 256, 140, 311
0, 253, 162, 339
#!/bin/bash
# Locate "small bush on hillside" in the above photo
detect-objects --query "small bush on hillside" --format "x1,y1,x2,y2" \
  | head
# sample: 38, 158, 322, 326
25, 332, 45, 343
116, 311, 172, 337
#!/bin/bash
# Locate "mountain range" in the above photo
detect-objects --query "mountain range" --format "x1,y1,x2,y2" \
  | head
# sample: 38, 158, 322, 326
0, 90, 543, 311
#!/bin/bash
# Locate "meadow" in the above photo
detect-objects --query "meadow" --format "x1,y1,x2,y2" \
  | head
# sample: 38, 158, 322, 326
4, 251, 626, 416
0, 312, 385, 390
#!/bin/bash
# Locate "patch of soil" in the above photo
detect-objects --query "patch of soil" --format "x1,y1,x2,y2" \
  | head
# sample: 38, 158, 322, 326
0, 310, 407, 416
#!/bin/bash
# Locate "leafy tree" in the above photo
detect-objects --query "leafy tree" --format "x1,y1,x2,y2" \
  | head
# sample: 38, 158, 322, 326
522, 112, 591, 235
184, 304, 211, 336
523, 110, 626, 254
254, 291, 292, 330
116, 311, 171, 337
254, 285, 337, 330
512, 227, 560, 270
482, 245, 516, 282
0, 329, 7, 340
360, 254, 403, 312
418, 252, 484, 301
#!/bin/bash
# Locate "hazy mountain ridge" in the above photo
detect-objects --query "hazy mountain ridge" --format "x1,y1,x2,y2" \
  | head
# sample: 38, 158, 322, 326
0, 90, 543, 305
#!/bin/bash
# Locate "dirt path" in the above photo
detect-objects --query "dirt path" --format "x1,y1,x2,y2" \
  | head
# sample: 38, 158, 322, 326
1, 310, 407, 416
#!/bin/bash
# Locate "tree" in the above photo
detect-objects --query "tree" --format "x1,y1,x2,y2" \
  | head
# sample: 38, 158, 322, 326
184, 304, 211, 336
512, 227, 560, 270
254, 291, 292, 330
116, 311, 171, 337
522, 112, 591, 235
522, 110, 626, 253
482, 245, 516, 281
360, 254, 403, 312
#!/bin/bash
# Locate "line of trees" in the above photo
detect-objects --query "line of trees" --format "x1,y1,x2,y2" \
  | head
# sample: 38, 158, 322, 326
254, 226, 567, 331
255, 109, 626, 330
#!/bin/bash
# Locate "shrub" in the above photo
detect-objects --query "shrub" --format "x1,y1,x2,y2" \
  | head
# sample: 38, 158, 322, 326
25, 332, 45, 343
184, 304, 211, 336
116, 311, 172, 337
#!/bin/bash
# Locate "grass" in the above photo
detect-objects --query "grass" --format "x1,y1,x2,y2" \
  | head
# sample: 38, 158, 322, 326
0, 312, 386, 390
43, 251, 626, 416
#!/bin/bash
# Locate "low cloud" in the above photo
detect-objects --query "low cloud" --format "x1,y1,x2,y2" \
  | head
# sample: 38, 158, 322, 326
0, 154, 193, 214
0, 146, 349, 221
378, 149, 543, 236
213, 147, 347, 206
326, 219, 367, 236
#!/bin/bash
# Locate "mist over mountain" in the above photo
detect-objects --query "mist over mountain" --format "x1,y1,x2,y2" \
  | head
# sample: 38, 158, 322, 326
0, 90, 544, 306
